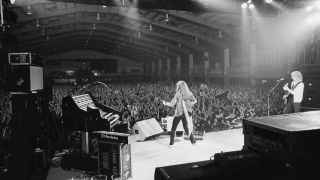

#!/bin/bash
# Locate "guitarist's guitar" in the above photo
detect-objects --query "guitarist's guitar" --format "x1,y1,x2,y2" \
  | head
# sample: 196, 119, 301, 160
282, 83, 292, 105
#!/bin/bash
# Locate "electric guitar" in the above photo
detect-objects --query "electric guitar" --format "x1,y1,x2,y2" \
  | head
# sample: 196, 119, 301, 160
283, 83, 293, 105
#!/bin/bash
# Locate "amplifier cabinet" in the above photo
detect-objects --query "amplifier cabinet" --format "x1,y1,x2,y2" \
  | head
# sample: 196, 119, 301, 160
243, 111, 320, 178
8, 65, 43, 92
155, 157, 267, 180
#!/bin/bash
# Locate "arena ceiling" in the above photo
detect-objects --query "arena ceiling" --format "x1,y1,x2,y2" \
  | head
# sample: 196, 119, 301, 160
6, 0, 309, 62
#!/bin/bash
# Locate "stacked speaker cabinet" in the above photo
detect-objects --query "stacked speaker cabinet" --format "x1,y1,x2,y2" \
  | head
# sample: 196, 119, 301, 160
302, 78, 320, 109
8, 52, 44, 93
243, 111, 320, 179
7, 53, 45, 180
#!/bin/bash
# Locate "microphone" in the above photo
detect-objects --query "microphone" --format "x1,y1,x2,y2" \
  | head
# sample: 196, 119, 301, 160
276, 78, 285, 82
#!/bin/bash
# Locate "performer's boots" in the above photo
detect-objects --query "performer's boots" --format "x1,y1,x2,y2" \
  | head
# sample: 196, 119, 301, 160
169, 131, 175, 145
190, 134, 196, 144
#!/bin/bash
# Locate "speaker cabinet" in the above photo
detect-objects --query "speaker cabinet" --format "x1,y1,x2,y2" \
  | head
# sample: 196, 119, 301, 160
8, 65, 43, 92
132, 118, 164, 141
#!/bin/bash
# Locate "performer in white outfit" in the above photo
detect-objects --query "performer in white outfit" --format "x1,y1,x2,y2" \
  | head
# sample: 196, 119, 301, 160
283, 71, 304, 113
162, 81, 197, 145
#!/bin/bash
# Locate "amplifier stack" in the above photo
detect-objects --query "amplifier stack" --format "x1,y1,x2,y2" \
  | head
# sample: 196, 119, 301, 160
155, 111, 320, 180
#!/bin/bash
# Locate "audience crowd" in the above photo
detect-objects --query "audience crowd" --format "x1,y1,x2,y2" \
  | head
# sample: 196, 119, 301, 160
50, 80, 285, 132
1, 80, 286, 137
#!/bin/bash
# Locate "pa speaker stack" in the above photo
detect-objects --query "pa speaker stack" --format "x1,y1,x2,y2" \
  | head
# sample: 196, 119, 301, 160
302, 78, 320, 109
8, 52, 44, 93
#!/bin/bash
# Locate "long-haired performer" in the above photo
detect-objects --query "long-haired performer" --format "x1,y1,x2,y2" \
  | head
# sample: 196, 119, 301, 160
283, 71, 304, 113
162, 81, 197, 146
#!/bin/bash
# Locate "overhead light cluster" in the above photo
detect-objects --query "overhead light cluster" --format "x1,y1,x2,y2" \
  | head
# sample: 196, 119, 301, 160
241, 0, 254, 9
305, 3, 320, 12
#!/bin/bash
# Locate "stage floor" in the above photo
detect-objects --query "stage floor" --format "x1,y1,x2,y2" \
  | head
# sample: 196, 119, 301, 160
47, 128, 244, 180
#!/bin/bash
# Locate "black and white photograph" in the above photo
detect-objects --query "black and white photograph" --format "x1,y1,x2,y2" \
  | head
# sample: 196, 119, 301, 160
1, 0, 320, 180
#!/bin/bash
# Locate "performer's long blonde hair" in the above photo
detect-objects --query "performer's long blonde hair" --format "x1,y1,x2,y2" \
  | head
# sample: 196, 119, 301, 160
175, 81, 193, 100
291, 71, 303, 82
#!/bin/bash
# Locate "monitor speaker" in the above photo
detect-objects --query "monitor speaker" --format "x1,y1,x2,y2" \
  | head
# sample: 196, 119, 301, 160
8, 65, 43, 92
132, 118, 164, 141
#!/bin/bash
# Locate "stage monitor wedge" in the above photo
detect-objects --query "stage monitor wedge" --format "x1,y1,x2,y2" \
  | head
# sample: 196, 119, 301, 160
132, 118, 164, 141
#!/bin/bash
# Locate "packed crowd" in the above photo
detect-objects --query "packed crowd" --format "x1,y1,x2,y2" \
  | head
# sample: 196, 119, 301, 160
0, 80, 286, 136
0, 89, 11, 138
48, 80, 285, 132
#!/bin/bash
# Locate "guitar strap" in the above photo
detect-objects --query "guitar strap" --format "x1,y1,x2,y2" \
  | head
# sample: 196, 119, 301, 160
291, 82, 301, 90
287, 82, 301, 103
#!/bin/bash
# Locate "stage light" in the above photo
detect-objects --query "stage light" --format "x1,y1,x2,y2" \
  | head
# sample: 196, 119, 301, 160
249, 4, 255, 9
97, 12, 100, 20
306, 6, 314, 12
241, 3, 248, 9
265, 0, 272, 3
36, 19, 40, 27
247, 0, 252, 3
102, 5, 107, 8
27, 5, 32, 15
164, 13, 169, 22
10, 0, 16, 4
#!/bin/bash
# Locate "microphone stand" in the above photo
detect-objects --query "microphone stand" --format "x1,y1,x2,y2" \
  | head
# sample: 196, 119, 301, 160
267, 80, 282, 116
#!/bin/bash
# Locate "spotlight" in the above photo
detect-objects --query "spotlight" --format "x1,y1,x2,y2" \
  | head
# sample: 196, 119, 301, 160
247, 0, 252, 3
164, 13, 169, 22
306, 6, 314, 12
36, 19, 40, 27
102, 5, 107, 8
27, 5, 32, 15
249, 4, 255, 9
265, 0, 272, 3
97, 13, 100, 20
241, 3, 248, 9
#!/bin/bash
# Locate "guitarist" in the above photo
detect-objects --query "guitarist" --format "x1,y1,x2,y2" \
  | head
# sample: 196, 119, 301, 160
162, 81, 197, 146
283, 71, 304, 114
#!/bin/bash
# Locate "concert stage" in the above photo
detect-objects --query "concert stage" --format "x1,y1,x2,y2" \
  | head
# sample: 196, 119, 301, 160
46, 128, 244, 180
